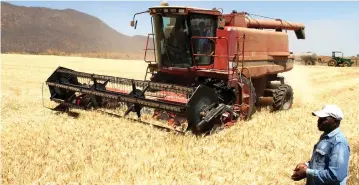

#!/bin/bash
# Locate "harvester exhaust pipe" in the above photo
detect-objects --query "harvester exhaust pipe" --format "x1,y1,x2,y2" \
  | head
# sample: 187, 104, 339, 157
160, 0, 169, 6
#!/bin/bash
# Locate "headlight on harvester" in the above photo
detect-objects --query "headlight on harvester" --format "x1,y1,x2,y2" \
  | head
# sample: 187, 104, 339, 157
178, 9, 185, 13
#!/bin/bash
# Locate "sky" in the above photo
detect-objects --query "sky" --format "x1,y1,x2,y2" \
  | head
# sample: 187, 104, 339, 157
5, 1, 359, 56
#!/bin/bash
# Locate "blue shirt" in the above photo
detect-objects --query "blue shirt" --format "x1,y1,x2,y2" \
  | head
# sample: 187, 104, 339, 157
306, 128, 350, 185
198, 29, 211, 50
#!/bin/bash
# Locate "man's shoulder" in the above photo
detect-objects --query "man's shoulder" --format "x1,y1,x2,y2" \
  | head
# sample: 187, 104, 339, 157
332, 131, 349, 146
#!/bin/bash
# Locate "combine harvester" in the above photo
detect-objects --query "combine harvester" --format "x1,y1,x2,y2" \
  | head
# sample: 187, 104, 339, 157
43, 2, 306, 134
298, 52, 318, 65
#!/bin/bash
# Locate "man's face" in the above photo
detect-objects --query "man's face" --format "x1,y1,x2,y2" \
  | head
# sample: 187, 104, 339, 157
317, 116, 337, 132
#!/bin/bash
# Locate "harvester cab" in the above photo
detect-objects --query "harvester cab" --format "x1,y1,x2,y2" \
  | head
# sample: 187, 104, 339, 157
43, 2, 306, 135
328, 51, 353, 67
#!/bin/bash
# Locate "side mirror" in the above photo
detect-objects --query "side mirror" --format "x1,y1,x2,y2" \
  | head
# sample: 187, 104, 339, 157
130, 10, 149, 30
130, 20, 138, 29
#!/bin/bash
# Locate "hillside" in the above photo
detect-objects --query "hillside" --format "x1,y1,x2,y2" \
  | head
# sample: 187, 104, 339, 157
1, 2, 151, 54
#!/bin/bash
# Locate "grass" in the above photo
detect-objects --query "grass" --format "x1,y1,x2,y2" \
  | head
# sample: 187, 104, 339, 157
1, 54, 359, 185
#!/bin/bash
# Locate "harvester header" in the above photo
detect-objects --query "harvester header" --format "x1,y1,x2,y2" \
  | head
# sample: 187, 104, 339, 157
44, 2, 306, 135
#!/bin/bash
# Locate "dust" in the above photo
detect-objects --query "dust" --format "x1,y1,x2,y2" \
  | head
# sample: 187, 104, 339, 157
282, 65, 316, 107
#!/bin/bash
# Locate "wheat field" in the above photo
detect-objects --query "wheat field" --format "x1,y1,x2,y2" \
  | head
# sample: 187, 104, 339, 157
1, 54, 359, 185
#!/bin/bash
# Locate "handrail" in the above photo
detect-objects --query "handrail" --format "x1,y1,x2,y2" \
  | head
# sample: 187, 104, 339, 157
232, 34, 246, 82
235, 34, 251, 90
143, 33, 156, 63
190, 36, 230, 73
236, 34, 246, 73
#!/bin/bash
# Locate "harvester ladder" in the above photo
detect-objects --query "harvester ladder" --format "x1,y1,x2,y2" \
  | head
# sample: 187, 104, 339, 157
235, 34, 255, 120
144, 33, 156, 63
143, 33, 157, 81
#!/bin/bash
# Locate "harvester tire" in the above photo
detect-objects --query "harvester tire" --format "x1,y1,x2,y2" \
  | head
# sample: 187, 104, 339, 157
328, 59, 337, 66
272, 84, 293, 111
306, 60, 316, 65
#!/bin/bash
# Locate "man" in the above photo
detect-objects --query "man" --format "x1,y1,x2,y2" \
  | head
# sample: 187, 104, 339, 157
291, 104, 350, 185
198, 21, 211, 52
168, 18, 188, 49
167, 18, 190, 64
197, 21, 212, 65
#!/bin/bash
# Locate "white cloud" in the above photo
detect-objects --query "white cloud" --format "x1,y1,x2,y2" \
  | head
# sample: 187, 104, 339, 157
288, 13, 359, 57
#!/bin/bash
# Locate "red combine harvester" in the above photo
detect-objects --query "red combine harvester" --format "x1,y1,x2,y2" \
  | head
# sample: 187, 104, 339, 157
44, 2, 305, 134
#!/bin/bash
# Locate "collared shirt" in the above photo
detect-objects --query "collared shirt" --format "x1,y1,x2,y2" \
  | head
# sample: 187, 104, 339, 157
198, 29, 211, 49
306, 128, 350, 185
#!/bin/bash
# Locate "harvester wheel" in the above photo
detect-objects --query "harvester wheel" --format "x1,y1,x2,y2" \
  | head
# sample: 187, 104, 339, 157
328, 59, 337, 66
306, 60, 315, 65
272, 84, 293, 111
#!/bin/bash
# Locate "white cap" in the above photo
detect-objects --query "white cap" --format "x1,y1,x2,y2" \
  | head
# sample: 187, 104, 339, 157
312, 104, 344, 120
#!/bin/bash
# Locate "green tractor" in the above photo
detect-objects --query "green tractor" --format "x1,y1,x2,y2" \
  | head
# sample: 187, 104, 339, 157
327, 51, 354, 67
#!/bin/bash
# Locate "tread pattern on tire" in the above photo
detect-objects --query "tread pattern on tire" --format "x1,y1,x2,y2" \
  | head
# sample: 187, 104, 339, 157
328, 59, 337, 66
272, 84, 293, 111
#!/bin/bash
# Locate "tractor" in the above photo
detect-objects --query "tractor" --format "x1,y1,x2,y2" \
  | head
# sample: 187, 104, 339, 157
43, 2, 306, 134
327, 51, 353, 67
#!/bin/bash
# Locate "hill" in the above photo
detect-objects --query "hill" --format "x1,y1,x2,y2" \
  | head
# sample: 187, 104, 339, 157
1, 2, 151, 54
